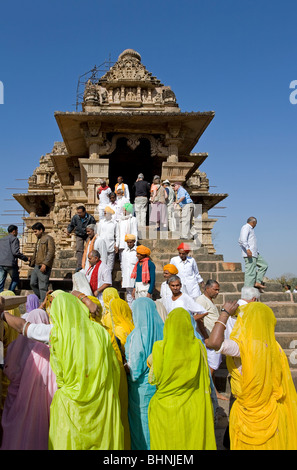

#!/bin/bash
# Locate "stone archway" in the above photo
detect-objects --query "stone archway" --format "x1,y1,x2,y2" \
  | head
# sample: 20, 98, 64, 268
108, 136, 163, 200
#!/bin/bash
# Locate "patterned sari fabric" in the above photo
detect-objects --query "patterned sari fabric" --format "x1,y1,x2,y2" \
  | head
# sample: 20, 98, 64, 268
148, 307, 216, 450
48, 292, 123, 450
125, 297, 164, 450
227, 302, 297, 450
1, 309, 57, 450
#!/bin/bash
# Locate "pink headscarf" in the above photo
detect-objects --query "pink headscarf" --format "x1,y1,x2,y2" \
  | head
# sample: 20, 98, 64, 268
1, 308, 57, 450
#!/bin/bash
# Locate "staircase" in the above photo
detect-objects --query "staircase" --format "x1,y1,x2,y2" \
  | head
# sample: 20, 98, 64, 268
18, 236, 297, 390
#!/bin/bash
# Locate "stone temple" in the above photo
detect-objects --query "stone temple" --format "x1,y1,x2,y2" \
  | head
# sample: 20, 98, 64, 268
12, 48, 297, 392
14, 48, 228, 271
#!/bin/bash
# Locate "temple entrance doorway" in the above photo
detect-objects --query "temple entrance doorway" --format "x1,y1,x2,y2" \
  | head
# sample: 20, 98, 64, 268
108, 137, 162, 202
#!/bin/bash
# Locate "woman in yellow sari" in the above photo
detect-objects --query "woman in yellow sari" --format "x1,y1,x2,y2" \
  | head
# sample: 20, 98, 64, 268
205, 301, 297, 450
0, 290, 21, 416
109, 297, 134, 352
48, 292, 124, 450
102, 287, 131, 450
148, 307, 216, 450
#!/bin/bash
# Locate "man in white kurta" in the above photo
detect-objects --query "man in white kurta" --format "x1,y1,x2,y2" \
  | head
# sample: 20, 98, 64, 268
170, 243, 204, 299
96, 208, 117, 273
238, 216, 268, 289
115, 189, 129, 222
96, 181, 112, 220
159, 263, 179, 306
162, 275, 207, 318
84, 250, 112, 307
121, 235, 138, 307
115, 177, 130, 201
115, 204, 138, 267
81, 225, 108, 271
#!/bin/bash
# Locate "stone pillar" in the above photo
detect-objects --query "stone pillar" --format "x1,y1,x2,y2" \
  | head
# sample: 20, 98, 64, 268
89, 142, 100, 160
161, 161, 194, 183
79, 158, 110, 213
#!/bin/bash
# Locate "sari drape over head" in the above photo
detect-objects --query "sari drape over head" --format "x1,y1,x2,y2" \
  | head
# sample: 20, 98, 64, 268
148, 307, 216, 450
1, 309, 57, 450
125, 297, 164, 450
48, 292, 124, 450
228, 302, 297, 450
102, 288, 131, 449
0, 290, 21, 413
109, 297, 134, 348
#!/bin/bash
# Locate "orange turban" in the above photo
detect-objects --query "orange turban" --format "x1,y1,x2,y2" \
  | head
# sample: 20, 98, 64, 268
177, 242, 191, 252
104, 206, 115, 214
125, 234, 136, 242
163, 264, 178, 275
136, 245, 151, 256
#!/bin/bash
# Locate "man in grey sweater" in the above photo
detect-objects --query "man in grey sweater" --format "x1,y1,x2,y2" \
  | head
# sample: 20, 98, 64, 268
0, 225, 29, 293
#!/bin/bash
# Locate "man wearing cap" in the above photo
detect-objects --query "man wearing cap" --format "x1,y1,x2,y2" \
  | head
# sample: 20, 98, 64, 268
160, 264, 179, 306
115, 203, 138, 267
81, 224, 108, 272
170, 242, 204, 299
131, 245, 156, 299
173, 182, 194, 239
121, 234, 138, 307
96, 207, 117, 273
132, 174, 150, 237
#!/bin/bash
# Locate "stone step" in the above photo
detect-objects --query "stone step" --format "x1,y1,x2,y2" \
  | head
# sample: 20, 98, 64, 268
275, 318, 297, 332
214, 292, 295, 305
275, 332, 297, 350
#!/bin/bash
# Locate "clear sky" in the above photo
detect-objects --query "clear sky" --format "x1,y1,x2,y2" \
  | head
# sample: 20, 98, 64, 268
0, 0, 296, 278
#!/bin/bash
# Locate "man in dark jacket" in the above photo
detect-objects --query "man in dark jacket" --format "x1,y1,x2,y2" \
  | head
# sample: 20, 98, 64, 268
66, 206, 96, 271
30, 222, 55, 301
0, 225, 29, 292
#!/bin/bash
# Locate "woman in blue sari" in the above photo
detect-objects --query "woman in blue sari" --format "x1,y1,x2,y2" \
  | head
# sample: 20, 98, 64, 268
125, 297, 164, 450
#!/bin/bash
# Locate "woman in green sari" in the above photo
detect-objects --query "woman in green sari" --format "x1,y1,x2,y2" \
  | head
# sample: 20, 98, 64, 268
148, 307, 216, 450
48, 292, 124, 450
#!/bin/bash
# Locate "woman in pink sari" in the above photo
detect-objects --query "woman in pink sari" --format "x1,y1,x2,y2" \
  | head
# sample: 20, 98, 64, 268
1, 308, 57, 450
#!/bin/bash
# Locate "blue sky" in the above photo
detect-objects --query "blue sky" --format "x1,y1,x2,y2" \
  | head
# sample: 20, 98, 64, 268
0, 0, 296, 278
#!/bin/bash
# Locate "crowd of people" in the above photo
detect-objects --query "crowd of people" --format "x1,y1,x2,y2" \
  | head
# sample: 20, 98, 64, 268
0, 175, 296, 451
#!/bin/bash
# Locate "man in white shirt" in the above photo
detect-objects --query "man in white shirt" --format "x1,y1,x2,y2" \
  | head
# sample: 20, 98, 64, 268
96, 180, 112, 220
114, 176, 130, 201
170, 242, 204, 299
238, 216, 268, 291
105, 192, 118, 221
81, 225, 108, 271
160, 263, 179, 306
115, 203, 138, 267
121, 234, 138, 307
83, 250, 112, 307
96, 207, 117, 273
115, 188, 129, 222
162, 275, 207, 320
196, 280, 225, 400
224, 286, 261, 340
